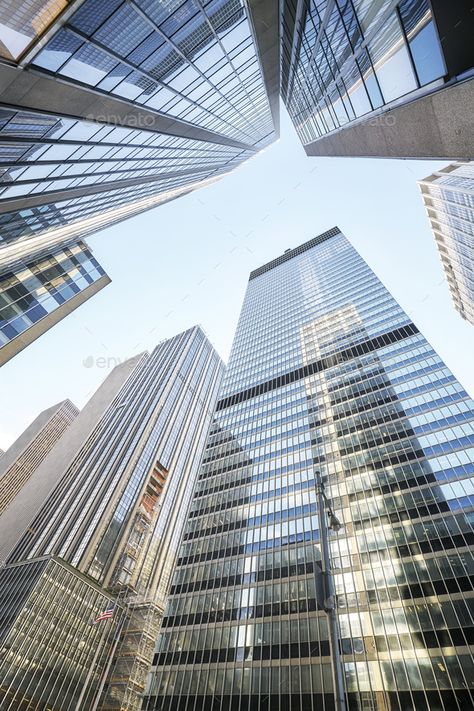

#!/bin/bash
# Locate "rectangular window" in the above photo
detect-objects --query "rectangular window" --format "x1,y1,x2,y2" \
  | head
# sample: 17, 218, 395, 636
368, 13, 417, 102
398, 0, 446, 85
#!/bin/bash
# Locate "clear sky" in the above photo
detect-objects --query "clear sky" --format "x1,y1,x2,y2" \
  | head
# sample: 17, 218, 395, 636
1, 108, 473, 449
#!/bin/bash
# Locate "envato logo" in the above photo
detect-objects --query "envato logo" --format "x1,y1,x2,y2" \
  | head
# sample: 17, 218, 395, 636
361, 114, 396, 128
83, 355, 127, 369
85, 113, 156, 128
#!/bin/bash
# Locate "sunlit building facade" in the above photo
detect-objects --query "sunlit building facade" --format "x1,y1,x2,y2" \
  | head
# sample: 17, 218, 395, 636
0, 398, 78, 514
0, 556, 127, 711
0, 326, 224, 711
0, 0, 278, 258
0, 239, 110, 365
419, 162, 474, 326
145, 230, 474, 711
281, 0, 474, 158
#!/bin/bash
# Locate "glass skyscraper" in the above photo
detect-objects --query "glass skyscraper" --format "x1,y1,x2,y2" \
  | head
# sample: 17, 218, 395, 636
419, 162, 474, 327
145, 229, 474, 711
281, 0, 474, 158
0, 326, 224, 711
0, 239, 110, 365
0, 0, 279, 361
0, 0, 278, 254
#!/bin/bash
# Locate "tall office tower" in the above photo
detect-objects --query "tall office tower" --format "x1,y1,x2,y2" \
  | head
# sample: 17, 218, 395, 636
0, 0, 278, 258
0, 398, 79, 514
0, 326, 223, 711
145, 229, 474, 711
0, 239, 110, 365
419, 162, 474, 326
281, 0, 474, 159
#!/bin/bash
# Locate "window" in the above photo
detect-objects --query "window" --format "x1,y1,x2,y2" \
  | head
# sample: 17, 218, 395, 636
398, 0, 445, 85
368, 13, 417, 102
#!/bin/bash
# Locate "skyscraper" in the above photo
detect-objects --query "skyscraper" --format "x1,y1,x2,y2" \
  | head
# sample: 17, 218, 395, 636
145, 229, 474, 711
419, 161, 474, 326
0, 398, 79, 514
281, 0, 474, 159
0, 353, 144, 564
0, 239, 110, 365
0, 0, 279, 361
0, 0, 278, 256
0, 326, 224, 711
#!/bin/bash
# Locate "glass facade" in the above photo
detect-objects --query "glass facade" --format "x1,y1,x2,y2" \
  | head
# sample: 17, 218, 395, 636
31, 0, 273, 147
419, 162, 474, 327
0, 0, 276, 253
144, 230, 474, 711
0, 108, 251, 226
5, 325, 224, 711
0, 239, 109, 363
8, 326, 223, 589
0, 556, 126, 711
281, 0, 446, 146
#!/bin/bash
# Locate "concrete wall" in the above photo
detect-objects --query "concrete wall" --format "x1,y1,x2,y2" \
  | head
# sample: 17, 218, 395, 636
304, 78, 474, 160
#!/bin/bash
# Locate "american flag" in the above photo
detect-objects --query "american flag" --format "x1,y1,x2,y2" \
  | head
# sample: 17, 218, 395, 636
91, 606, 115, 625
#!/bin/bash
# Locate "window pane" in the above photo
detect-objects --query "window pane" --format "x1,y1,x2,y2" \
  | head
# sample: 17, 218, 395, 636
368, 13, 417, 102
399, 0, 445, 85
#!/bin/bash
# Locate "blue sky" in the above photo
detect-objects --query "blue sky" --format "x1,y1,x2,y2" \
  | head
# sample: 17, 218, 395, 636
2, 108, 474, 449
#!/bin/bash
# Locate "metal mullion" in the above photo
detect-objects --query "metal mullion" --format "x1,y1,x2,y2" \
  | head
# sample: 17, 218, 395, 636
0, 131, 243, 154
0, 149, 235, 169
71, 593, 121, 711
55, 586, 99, 711
0, 134, 169, 150
283, 0, 308, 103
128, 0, 259, 142
3, 562, 65, 710
165, 353, 218, 564
307, 0, 402, 98
301, 5, 366, 121
0, 159, 229, 188
303, 0, 337, 91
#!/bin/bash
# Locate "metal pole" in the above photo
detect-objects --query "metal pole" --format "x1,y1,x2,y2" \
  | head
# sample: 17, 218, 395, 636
89, 612, 127, 711
315, 469, 347, 711
74, 622, 109, 711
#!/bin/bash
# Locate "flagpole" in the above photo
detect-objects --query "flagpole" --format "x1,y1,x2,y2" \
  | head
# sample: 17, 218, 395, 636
74, 595, 125, 711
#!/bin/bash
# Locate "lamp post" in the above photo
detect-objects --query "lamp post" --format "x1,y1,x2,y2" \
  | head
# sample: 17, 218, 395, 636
315, 469, 347, 711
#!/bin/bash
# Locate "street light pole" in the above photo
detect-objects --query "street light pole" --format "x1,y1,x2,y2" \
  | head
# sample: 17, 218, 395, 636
315, 469, 347, 711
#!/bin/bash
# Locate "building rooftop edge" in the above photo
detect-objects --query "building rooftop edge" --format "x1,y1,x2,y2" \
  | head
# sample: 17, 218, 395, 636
248, 227, 342, 280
